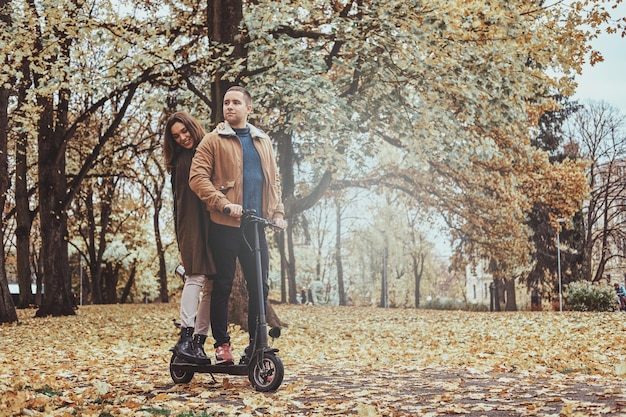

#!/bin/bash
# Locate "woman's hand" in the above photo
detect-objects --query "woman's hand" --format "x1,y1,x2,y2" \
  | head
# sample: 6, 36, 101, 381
272, 217, 287, 230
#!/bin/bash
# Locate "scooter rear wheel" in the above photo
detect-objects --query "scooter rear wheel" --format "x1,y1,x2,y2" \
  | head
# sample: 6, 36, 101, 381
248, 352, 284, 392
170, 353, 194, 384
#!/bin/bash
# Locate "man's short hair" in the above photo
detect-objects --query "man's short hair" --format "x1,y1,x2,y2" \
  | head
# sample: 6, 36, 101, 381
226, 86, 252, 105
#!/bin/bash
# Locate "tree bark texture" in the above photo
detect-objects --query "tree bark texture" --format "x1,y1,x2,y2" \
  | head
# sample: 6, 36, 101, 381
119, 262, 137, 304
15, 118, 34, 308
335, 200, 346, 306
208, 0, 244, 125
412, 253, 425, 308
35, 93, 75, 317
228, 261, 286, 332
504, 278, 517, 311
14, 47, 35, 308
0, 83, 19, 323
277, 232, 288, 303
0, 268, 17, 324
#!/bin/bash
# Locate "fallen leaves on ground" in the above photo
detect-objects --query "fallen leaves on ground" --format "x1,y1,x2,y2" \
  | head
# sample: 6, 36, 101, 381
1, 304, 626, 416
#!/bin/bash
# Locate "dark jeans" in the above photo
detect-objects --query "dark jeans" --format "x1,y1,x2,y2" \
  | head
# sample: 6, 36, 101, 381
209, 221, 269, 348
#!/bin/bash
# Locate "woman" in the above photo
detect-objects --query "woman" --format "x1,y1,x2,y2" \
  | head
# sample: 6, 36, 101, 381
164, 111, 216, 364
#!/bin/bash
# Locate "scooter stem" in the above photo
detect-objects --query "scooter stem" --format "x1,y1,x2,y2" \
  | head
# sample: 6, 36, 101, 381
253, 220, 268, 348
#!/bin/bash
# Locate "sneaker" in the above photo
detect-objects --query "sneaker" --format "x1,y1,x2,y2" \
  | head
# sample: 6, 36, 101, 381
215, 343, 234, 364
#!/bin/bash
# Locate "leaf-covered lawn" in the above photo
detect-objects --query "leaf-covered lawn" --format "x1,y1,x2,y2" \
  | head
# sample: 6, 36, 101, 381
1, 304, 626, 416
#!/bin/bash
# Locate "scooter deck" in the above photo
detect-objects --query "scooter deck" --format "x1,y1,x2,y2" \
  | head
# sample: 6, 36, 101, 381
170, 361, 249, 375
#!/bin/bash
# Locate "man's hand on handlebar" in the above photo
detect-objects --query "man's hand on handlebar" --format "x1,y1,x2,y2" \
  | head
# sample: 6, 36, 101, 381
222, 205, 287, 231
224, 203, 243, 217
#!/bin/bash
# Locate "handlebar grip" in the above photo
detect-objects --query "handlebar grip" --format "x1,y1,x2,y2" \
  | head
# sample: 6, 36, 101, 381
223, 207, 255, 215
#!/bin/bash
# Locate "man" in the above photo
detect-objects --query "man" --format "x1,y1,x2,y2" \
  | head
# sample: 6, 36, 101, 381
189, 86, 286, 364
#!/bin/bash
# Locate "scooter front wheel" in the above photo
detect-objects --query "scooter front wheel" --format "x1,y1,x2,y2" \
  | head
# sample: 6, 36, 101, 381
248, 352, 284, 392
170, 353, 194, 384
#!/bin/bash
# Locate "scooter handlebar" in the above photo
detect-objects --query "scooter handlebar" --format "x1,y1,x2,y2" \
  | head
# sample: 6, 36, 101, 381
223, 207, 284, 230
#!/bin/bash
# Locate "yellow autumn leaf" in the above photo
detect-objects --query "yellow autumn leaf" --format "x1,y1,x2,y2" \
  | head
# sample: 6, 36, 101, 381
356, 403, 379, 416
615, 362, 626, 376
2, 304, 625, 416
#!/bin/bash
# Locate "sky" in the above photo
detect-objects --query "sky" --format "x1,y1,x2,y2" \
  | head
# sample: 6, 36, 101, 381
573, 3, 626, 115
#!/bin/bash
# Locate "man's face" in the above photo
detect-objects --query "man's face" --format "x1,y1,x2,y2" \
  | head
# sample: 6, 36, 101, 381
223, 90, 251, 128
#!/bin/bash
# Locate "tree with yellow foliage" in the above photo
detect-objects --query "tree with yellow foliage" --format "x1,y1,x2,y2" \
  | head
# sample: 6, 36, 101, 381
1, 0, 624, 322
242, 0, 619, 300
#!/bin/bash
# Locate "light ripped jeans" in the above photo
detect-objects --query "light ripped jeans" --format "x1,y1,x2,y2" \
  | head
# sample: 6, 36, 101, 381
180, 274, 213, 336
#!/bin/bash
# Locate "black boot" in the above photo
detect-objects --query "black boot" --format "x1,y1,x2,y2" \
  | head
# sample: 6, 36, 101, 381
192, 334, 211, 365
174, 327, 197, 363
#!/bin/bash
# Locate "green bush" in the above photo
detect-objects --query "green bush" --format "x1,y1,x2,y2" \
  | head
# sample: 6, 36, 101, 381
563, 281, 616, 312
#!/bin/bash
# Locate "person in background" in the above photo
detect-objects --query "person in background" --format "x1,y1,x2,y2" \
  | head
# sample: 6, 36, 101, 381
164, 111, 216, 364
189, 86, 286, 364
614, 282, 626, 311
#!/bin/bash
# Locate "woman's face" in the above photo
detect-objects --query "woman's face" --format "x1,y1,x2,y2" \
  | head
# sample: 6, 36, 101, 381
170, 121, 194, 149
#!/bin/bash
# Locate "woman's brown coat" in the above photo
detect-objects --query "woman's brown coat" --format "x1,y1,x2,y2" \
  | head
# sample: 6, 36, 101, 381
173, 148, 215, 276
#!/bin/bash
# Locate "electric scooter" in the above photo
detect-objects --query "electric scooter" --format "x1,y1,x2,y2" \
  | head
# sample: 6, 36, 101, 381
169, 209, 285, 392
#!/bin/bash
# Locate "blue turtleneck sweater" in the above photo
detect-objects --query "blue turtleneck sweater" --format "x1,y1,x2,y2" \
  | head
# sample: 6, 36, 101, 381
235, 127, 263, 217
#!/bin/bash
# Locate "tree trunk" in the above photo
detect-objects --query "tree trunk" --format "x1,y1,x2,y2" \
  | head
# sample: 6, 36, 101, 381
6, 0, 35, 309
335, 200, 346, 306
86, 188, 103, 304
413, 252, 425, 308
154, 185, 168, 303
15, 106, 34, 309
100, 179, 117, 303
208, 0, 244, 125
32, 249, 43, 306
120, 262, 137, 304
103, 262, 120, 304
0, 265, 17, 324
274, 127, 333, 304
286, 222, 298, 303
277, 231, 288, 303
148, 160, 168, 303
582, 171, 597, 281
34, 22, 76, 316
504, 278, 517, 311
492, 279, 502, 312
36, 94, 75, 317
228, 262, 286, 332
0, 80, 18, 323
15, 147, 34, 308
593, 187, 612, 283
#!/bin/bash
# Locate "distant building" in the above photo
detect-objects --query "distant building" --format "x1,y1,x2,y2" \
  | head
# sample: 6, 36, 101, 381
465, 258, 492, 307
465, 258, 533, 310
8, 284, 41, 304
